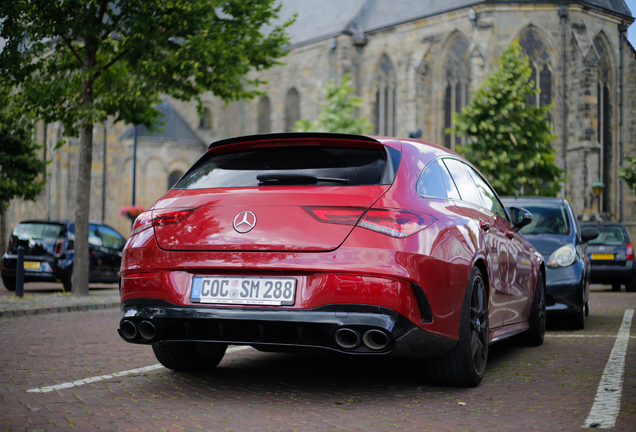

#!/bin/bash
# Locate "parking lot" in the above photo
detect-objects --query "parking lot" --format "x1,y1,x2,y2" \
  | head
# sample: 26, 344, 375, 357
0, 285, 634, 431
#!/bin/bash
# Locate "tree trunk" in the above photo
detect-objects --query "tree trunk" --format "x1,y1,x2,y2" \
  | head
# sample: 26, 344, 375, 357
72, 43, 96, 297
72, 116, 93, 296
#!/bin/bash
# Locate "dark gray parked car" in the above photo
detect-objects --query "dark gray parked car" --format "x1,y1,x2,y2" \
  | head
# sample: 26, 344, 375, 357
501, 197, 598, 329
580, 222, 636, 292
1, 220, 125, 291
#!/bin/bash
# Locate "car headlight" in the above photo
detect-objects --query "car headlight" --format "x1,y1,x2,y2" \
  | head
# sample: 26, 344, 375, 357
547, 244, 577, 268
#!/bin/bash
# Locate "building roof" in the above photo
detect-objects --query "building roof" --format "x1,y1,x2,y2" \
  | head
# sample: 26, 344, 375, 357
276, 0, 633, 47
119, 99, 203, 145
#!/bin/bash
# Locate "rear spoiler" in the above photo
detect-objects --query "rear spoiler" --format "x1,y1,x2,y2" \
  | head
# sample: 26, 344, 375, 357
207, 132, 380, 150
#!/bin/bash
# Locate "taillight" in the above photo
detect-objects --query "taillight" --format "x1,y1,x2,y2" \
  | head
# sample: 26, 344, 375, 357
358, 209, 436, 238
131, 211, 154, 236
627, 242, 634, 261
303, 206, 436, 239
130, 209, 196, 236
54, 238, 63, 256
7, 237, 13, 253
302, 206, 365, 225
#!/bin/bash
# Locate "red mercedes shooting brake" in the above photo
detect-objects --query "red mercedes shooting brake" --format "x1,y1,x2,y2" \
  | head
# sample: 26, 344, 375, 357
119, 133, 546, 387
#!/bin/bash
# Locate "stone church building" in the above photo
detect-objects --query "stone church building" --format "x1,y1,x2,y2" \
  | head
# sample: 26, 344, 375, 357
2, 0, 636, 246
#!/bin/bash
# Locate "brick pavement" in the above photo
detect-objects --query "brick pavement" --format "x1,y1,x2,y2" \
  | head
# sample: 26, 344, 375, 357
0, 286, 634, 431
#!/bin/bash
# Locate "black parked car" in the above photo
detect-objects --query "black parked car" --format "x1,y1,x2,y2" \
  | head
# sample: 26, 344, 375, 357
1, 220, 125, 291
580, 222, 636, 292
501, 197, 598, 329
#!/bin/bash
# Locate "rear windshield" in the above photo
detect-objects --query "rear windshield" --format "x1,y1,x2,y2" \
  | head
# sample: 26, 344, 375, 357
510, 204, 571, 235
587, 225, 627, 245
13, 223, 65, 240
175, 146, 389, 189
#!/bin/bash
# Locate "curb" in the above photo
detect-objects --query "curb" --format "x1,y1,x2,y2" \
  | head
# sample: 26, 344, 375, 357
0, 302, 120, 318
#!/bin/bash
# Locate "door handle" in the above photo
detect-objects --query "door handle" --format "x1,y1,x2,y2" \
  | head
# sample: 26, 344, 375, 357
505, 230, 515, 239
479, 220, 490, 231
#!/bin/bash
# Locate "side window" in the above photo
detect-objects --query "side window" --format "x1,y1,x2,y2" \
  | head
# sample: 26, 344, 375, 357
98, 226, 125, 251
438, 159, 461, 200
417, 160, 448, 198
88, 225, 103, 247
468, 169, 506, 218
442, 159, 483, 207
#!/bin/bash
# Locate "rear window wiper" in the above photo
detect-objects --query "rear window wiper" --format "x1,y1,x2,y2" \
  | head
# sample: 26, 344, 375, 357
257, 173, 349, 185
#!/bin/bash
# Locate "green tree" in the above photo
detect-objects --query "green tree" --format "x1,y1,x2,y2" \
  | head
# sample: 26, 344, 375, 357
451, 40, 567, 197
0, 0, 292, 296
619, 157, 636, 194
0, 88, 47, 213
293, 74, 372, 134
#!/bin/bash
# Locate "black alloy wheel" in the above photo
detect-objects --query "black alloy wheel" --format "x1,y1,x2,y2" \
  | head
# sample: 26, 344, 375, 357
515, 272, 546, 346
427, 266, 489, 387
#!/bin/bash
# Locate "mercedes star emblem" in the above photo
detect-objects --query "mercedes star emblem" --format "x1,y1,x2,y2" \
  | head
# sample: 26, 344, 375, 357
233, 211, 257, 233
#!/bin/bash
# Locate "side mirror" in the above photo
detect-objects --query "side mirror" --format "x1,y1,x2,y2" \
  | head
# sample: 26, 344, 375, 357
581, 227, 599, 243
510, 207, 532, 232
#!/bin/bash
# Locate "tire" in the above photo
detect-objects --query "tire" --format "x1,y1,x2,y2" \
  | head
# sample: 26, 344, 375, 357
515, 273, 546, 346
152, 343, 227, 373
427, 267, 489, 387
2, 277, 16, 292
612, 283, 621, 292
569, 301, 586, 330
626, 279, 636, 293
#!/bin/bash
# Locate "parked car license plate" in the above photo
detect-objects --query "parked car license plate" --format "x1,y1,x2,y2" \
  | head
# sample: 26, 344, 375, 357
23, 261, 41, 271
190, 276, 296, 305
590, 253, 614, 260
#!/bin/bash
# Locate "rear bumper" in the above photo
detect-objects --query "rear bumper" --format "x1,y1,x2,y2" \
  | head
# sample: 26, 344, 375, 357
1, 255, 59, 282
119, 300, 456, 359
589, 262, 636, 284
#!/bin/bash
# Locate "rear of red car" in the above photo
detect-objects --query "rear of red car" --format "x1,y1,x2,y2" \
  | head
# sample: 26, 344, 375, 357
119, 133, 516, 384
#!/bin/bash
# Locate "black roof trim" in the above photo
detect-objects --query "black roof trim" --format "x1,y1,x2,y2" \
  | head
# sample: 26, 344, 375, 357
207, 132, 381, 150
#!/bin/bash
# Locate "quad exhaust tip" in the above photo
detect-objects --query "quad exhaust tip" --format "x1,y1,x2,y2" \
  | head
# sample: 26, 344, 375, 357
120, 319, 157, 341
120, 320, 138, 340
335, 328, 391, 351
139, 321, 156, 340
334, 328, 361, 349
363, 329, 389, 350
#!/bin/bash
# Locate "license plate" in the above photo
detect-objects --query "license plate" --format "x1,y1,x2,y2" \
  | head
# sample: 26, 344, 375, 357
190, 276, 296, 305
590, 253, 614, 260
23, 261, 41, 271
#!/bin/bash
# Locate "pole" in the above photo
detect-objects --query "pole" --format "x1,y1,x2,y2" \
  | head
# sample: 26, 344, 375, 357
559, 6, 568, 199
16, 246, 24, 298
619, 21, 627, 222
132, 125, 137, 206
102, 120, 107, 222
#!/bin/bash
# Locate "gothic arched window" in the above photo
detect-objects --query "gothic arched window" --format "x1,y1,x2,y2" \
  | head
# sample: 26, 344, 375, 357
199, 106, 213, 130
519, 30, 552, 119
594, 36, 612, 212
285, 88, 300, 132
374, 55, 396, 136
443, 35, 471, 149
258, 96, 271, 134
168, 170, 184, 189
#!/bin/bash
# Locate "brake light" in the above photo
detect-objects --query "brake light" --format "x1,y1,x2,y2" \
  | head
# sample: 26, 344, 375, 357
131, 211, 154, 236
358, 209, 437, 238
8, 237, 13, 253
130, 209, 196, 236
627, 242, 633, 261
304, 206, 436, 238
54, 238, 63, 256
302, 206, 365, 225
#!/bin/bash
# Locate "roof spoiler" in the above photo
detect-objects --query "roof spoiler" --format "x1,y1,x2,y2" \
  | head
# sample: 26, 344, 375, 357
207, 132, 380, 150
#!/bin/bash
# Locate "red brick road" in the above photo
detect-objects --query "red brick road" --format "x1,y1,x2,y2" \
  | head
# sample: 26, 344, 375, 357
1, 286, 634, 431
